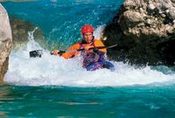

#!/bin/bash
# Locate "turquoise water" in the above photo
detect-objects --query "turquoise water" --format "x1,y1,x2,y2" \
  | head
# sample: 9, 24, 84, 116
1, 84, 175, 117
1, 0, 175, 117
3, 0, 123, 49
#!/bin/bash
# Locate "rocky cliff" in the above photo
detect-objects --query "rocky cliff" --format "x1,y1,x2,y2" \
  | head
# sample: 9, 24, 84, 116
104, 0, 175, 66
10, 18, 46, 50
0, 4, 12, 82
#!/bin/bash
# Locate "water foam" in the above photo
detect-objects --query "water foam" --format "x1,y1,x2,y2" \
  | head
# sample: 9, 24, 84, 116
4, 28, 175, 87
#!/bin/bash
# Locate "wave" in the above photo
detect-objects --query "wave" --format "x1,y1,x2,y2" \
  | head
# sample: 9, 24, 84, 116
4, 27, 175, 87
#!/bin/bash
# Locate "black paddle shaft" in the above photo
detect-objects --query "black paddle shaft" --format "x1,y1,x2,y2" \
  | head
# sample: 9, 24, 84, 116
77, 44, 118, 51
29, 50, 43, 58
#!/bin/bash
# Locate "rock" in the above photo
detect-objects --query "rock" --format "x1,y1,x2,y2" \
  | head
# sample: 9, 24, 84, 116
10, 18, 46, 50
173, 20, 175, 23
0, 4, 12, 82
146, 19, 152, 25
104, 0, 175, 66
148, 3, 156, 10
0, 0, 46, 49
161, 13, 166, 18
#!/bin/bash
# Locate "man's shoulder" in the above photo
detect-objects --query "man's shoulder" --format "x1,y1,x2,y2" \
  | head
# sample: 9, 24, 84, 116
94, 39, 104, 43
69, 42, 81, 49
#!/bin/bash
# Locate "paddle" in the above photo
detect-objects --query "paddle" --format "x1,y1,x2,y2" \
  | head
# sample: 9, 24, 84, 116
29, 44, 118, 58
77, 44, 118, 51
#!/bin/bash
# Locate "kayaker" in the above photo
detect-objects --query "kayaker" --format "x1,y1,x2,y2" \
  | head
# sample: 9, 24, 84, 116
52, 24, 114, 71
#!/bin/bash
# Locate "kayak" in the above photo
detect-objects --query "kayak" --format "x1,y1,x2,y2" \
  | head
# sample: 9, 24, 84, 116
83, 52, 115, 71
85, 61, 115, 71
29, 50, 115, 71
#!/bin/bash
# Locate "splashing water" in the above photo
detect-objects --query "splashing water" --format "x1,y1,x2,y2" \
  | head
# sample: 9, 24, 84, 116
2, 1, 175, 117
4, 28, 175, 87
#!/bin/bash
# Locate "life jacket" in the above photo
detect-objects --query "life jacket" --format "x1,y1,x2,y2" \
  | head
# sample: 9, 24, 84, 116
79, 39, 104, 67
61, 38, 107, 59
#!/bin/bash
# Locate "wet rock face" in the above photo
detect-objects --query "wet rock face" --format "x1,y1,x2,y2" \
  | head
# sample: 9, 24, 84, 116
104, 0, 175, 66
10, 18, 46, 50
121, 0, 175, 38
0, 4, 12, 82
11, 18, 33, 49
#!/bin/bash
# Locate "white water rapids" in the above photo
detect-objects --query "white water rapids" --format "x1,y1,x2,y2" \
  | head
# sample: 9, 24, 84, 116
4, 27, 175, 87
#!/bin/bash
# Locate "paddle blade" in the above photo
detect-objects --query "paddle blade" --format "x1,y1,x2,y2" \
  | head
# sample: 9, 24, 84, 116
29, 50, 43, 58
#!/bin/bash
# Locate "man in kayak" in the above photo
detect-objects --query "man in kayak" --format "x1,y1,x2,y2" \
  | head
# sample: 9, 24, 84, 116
52, 24, 114, 71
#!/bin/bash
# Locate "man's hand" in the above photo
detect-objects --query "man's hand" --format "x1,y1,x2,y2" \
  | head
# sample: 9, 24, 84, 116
51, 50, 60, 56
93, 48, 99, 53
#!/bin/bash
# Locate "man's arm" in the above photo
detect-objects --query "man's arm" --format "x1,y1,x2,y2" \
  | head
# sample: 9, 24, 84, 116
52, 43, 81, 59
93, 40, 107, 53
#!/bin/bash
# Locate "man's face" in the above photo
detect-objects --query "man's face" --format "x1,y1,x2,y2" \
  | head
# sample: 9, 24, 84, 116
83, 32, 93, 43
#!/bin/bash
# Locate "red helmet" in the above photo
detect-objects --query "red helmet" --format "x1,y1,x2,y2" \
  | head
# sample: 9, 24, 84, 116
81, 24, 94, 34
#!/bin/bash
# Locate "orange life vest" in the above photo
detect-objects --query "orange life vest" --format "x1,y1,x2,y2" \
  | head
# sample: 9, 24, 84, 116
61, 39, 106, 59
